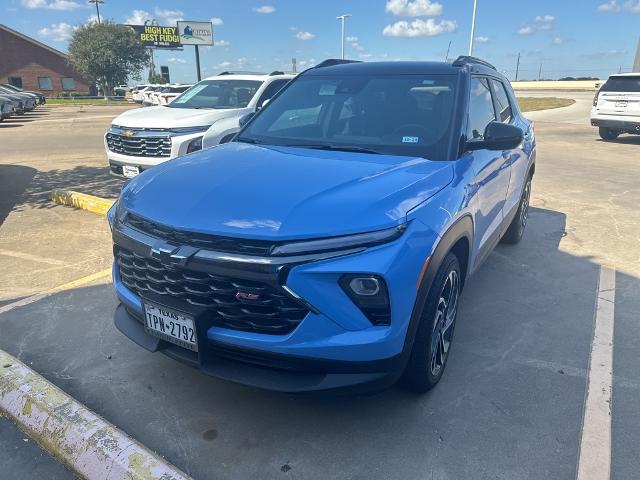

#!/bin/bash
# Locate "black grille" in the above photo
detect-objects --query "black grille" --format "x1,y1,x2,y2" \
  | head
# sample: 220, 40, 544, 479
106, 133, 171, 158
126, 214, 277, 256
116, 247, 308, 334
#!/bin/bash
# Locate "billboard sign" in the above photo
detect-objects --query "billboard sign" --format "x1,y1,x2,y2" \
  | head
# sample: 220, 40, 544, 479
177, 21, 214, 46
129, 23, 181, 49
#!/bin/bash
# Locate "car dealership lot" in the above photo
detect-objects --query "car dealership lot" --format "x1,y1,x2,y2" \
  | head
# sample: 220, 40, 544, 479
0, 96, 639, 479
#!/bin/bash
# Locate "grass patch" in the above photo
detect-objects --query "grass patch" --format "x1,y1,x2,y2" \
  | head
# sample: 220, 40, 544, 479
46, 98, 130, 106
516, 97, 576, 112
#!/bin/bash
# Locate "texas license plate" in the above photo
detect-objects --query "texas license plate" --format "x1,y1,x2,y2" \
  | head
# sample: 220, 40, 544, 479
143, 302, 198, 352
122, 165, 140, 178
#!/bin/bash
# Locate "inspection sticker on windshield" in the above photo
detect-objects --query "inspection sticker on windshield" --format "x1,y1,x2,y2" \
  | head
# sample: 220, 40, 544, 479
402, 136, 419, 143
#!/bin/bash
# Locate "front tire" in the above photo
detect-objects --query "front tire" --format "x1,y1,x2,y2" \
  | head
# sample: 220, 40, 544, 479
599, 127, 619, 141
399, 253, 461, 393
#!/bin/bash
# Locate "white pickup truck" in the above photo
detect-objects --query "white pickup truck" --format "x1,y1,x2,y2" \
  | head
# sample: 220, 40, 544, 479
105, 72, 293, 178
591, 73, 640, 140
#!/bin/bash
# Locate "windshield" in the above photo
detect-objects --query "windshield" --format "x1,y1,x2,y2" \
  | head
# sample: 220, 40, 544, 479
601, 76, 640, 93
169, 79, 263, 109
237, 74, 457, 160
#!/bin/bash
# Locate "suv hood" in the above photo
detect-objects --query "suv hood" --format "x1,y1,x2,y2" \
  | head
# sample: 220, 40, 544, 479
112, 105, 245, 129
121, 143, 454, 240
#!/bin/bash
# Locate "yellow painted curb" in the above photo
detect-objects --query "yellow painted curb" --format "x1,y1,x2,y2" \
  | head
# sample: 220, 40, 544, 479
0, 350, 193, 480
51, 190, 114, 216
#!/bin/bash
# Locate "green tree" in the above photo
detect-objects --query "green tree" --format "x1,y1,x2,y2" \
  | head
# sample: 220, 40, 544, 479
68, 21, 149, 97
148, 72, 168, 84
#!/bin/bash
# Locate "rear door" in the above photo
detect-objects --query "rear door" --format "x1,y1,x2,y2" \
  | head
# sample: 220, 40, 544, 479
596, 75, 640, 118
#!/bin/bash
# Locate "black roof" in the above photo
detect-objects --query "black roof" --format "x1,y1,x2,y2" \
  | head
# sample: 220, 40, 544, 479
305, 57, 503, 79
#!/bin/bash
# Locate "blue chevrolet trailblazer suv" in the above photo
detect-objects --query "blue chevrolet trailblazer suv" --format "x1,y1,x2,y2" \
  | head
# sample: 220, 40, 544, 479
108, 57, 535, 393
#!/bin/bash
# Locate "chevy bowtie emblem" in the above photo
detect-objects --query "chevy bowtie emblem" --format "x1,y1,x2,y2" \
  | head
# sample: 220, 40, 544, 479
122, 130, 136, 137
236, 291, 260, 301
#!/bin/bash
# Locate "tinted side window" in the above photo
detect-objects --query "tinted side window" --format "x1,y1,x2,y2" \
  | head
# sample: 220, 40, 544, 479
491, 79, 512, 123
467, 77, 496, 140
257, 79, 289, 108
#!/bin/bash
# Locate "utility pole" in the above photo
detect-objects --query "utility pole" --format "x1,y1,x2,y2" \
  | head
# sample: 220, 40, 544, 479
445, 41, 452, 62
515, 52, 520, 81
336, 14, 352, 60
195, 45, 201, 81
468, 0, 477, 56
292, 58, 297, 73
538, 63, 543, 81
88, 0, 103, 24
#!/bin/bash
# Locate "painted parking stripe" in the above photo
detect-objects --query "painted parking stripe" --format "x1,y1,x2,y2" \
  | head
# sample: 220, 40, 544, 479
0, 268, 111, 316
0, 248, 68, 266
577, 265, 615, 480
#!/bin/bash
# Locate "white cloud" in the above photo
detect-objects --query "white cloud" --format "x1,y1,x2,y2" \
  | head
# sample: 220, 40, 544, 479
552, 36, 563, 45
535, 15, 555, 30
22, 0, 82, 10
211, 17, 224, 26
624, 0, 640, 12
38, 22, 76, 42
346, 36, 358, 42
218, 61, 232, 68
295, 31, 315, 40
154, 7, 184, 24
518, 26, 534, 35
475, 36, 489, 43
168, 57, 186, 64
385, 0, 443, 17
597, 0, 621, 11
383, 18, 456, 37
351, 42, 364, 51
254, 5, 275, 14
125, 9, 152, 25
86, 14, 99, 25
535, 15, 555, 22
359, 53, 373, 59
214, 39, 230, 47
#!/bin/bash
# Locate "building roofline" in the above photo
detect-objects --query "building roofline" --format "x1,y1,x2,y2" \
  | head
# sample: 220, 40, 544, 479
0, 23, 68, 60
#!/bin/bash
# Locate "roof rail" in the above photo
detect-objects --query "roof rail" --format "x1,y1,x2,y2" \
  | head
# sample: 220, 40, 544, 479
452, 56, 496, 71
218, 71, 267, 76
313, 59, 362, 69
269, 70, 285, 76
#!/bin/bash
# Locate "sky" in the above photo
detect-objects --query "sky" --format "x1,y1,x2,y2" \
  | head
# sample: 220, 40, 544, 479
2, 0, 639, 83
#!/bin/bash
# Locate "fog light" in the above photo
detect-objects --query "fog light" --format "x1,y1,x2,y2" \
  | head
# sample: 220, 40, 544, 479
339, 274, 390, 326
349, 277, 380, 296
186, 136, 203, 153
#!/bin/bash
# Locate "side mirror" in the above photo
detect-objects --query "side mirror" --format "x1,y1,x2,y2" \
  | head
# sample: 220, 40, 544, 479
239, 111, 255, 127
466, 121, 524, 151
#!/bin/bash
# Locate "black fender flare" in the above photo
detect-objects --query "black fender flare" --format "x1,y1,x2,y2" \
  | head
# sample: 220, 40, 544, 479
398, 215, 474, 365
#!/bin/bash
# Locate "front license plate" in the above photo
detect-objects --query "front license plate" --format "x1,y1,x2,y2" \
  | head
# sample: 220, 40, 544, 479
122, 165, 140, 178
143, 302, 198, 352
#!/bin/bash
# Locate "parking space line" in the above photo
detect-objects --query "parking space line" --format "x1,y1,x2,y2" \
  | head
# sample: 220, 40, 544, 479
0, 248, 68, 266
0, 268, 111, 316
576, 265, 615, 480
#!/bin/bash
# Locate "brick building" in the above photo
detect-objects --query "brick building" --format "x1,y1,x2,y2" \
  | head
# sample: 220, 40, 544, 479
0, 24, 91, 97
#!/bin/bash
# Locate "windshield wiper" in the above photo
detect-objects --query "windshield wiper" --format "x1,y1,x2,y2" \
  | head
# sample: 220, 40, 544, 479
285, 144, 383, 155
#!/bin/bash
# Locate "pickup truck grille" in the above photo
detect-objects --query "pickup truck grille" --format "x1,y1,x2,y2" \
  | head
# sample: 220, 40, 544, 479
116, 247, 308, 335
126, 214, 276, 256
106, 132, 172, 158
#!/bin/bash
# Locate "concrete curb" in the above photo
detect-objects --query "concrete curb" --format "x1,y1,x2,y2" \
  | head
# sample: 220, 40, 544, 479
51, 190, 114, 216
0, 350, 193, 480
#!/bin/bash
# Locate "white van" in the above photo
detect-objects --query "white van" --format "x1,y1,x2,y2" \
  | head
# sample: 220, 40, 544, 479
591, 73, 640, 140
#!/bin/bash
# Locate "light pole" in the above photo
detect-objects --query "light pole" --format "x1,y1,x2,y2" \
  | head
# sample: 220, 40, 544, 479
468, 0, 477, 56
337, 14, 352, 60
88, 0, 104, 24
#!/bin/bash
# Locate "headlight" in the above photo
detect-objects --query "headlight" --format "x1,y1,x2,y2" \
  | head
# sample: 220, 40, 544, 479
270, 224, 406, 256
107, 201, 117, 231
186, 136, 203, 153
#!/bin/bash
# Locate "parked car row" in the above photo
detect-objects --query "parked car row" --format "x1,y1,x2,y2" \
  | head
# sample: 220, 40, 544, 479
106, 71, 294, 177
0, 83, 45, 121
129, 84, 194, 106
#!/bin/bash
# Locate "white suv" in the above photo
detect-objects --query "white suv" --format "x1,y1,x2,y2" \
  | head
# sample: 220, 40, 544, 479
105, 72, 293, 177
591, 73, 640, 140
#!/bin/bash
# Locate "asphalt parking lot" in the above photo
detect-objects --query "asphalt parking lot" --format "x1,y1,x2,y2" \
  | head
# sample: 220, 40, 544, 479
1, 94, 639, 479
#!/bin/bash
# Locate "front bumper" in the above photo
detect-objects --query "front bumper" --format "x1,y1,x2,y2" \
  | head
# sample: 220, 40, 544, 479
111, 218, 437, 391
